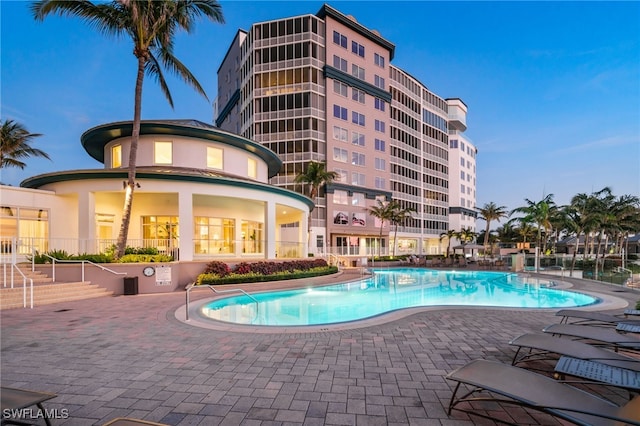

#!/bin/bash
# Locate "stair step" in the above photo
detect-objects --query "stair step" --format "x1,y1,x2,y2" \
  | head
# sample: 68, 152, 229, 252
0, 281, 113, 310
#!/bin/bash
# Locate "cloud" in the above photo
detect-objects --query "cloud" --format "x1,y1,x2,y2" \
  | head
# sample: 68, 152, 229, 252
553, 134, 638, 154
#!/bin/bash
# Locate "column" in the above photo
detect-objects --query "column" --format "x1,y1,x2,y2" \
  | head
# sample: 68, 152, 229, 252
178, 191, 194, 261
77, 190, 95, 254
264, 201, 276, 259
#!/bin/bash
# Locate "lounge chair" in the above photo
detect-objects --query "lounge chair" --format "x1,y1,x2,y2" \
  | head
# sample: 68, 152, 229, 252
1, 386, 57, 426
103, 418, 169, 426
553, 355, 640, 392
556, 309, 640, 327
509, 333, 640, 372
446, 359, 640, 426
543, 323, 640, 351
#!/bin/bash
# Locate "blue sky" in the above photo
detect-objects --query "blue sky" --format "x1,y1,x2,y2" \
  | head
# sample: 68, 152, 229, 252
2, 0, 639, 215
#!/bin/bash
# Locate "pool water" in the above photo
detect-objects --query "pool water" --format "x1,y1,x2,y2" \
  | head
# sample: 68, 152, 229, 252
200, 269, 598, 326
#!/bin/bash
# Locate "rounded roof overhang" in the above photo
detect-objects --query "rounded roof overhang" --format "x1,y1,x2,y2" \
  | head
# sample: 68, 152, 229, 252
20, 167, 315, 211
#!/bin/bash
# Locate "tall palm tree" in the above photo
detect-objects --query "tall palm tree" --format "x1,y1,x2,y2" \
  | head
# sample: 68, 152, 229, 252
366, 199, 395, 258
0, 119, 50, 169
477, 202, 508, 254
294, 161, 339, 240
32, 0, 224, 258
389, 202, 415, 257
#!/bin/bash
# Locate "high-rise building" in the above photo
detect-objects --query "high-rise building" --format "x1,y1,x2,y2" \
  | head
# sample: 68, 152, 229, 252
215, 4, 476, 257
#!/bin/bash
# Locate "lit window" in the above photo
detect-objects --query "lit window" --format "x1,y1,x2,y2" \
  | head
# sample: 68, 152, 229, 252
154, 141, 173, 164
248, 158, 257, 178
111, 144, 122, 168
207, 147, 223, 169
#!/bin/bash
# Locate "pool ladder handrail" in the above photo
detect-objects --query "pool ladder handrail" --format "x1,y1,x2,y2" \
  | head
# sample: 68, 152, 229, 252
185, 283, 258, 321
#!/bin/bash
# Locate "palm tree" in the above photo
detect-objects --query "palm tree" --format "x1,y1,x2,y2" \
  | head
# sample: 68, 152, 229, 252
366, 199, 395, 258
439, 229, 457, 258
294, 161, 339, 241
477, 202, 508, 254
32, 0, 224, 258
510, 194, 555, 255
0, 119, 50, 169
389, 202, 415, 257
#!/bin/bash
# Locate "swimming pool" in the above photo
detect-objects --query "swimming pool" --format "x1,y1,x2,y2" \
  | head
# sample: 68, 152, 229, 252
198, 269, 598, 326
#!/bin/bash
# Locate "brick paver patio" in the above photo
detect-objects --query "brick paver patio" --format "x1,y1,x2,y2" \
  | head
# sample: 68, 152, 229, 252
2, 271, 638, 425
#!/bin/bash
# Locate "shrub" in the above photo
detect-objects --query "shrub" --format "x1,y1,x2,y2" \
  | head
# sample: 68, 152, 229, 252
70, 253, 114, 263
118, 254, 172, 263
204, 260, 231, 277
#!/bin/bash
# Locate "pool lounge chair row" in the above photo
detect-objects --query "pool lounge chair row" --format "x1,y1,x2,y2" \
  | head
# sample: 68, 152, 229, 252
446, 316, 640, 425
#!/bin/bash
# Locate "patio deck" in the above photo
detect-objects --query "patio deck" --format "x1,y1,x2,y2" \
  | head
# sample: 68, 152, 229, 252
1, 270, 638, 425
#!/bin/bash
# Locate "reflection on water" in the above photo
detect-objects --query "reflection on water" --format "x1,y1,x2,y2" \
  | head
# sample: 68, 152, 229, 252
200, 268, 598, 326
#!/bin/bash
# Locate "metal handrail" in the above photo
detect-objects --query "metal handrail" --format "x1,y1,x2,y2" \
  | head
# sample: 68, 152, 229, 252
185, 283, 258, 321
40, 253, 127, 282
8, 264, 34, 309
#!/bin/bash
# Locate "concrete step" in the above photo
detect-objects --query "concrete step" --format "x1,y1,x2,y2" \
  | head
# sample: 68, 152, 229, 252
0, 281, 113, 310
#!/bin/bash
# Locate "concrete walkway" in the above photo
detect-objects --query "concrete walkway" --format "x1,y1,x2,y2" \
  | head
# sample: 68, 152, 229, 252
2, 270, 638, 425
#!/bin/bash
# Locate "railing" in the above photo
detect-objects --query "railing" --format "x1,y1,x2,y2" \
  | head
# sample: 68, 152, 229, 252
185, 283, 258, 321
2, 263, 34, 308
39, 253, 127, 282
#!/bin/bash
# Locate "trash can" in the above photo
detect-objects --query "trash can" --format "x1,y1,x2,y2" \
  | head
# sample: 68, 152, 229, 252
124, 276, 139, 295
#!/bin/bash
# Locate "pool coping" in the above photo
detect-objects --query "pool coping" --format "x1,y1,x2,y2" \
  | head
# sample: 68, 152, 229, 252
174, 271, 631, 334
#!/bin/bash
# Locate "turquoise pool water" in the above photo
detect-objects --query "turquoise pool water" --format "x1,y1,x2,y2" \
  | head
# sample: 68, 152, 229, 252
200, 269, 598, 326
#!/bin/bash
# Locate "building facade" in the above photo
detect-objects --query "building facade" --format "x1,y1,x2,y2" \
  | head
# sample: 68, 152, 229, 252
215, 4, 477, 257
1, 120, 313, 262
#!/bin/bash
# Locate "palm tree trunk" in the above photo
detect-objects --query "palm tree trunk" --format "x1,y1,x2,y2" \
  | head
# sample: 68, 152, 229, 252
116, 57, 145, 259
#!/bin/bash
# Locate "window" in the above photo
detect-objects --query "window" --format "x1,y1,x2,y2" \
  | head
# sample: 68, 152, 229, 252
351, 192, 364, 206
333, 104, 347, 120
154, 141, 172, 164
242, 220, 263, 254
111, 145, 122, 168
460, 158, 465, 166
352, 88, 365, 103
351, 41, 365, 57
207, 147, 223, 169
352, 111, 365, 126
333, 147, 348, 162
248, 158, 257, 178
374, 119, 385, 133
375, 157, 385, 171
374, 138, 385, 151
461, 184, 465, 193
450, 139, 458, 149
333, 80, 348, 97
334, 168, 348, 182
332, 55, 347, 72
194, 217, 235, 254
333, 30, 347, 48
351, 64, 365, 80
142, 216, 179, 247
333, 126, 348, 142
351, 152, 365, 166
460, 141, 465, 151
374, 74, 385, 89
333, 190, 348, 205
375, 176, 385, 189
1, 207, 49, 254
352, 132, 365, 146
374, 98, 385, 111
374, 53, 385, 68
460, 171, 465, 179
351, 172, 365, 186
